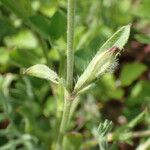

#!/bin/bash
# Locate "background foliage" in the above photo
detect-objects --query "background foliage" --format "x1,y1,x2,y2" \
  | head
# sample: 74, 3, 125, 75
0, 0, 150, 150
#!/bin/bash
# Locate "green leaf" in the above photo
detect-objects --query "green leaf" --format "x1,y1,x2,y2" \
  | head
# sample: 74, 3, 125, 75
126, 80, 150, 106
9, 49, 41, 67
0, 1, 66, 40
0, 47, 9, 67
120, 62, 147, 86
0, 18, 16, 40
29, 14, 51, 39
99, 24, 131, 53
49, 10, 67, 39
74, 25, 130, 93
100, 74, 124, 100
0, 0, 33, 18
29, 10, 66, 40
112, 111, 147, 143
135, 0, 150, 19
97, 120, 113, 137
135, 34, 150, 44
92, 120, 113, 150
24, 64, 59, 84
127, 110, 146, 129
4, 30, 38, 49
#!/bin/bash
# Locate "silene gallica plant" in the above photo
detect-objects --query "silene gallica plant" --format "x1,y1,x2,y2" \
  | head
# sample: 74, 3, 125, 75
24, 0, 130, 149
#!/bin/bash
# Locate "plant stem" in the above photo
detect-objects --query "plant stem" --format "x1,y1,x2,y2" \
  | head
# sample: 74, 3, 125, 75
56, 0, 75, 149
66, 0, 75, 91
108, 130, 150, 142
56, 94, 72, 150
40, 37, 51, 67
69, 97, 80, 120
132, 130, 150, 138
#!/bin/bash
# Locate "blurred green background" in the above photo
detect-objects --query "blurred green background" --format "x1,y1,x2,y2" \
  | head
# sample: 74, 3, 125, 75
0, 0, 150, 150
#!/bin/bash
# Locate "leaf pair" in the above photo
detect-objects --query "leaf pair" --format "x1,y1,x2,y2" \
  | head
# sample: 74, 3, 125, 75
24, 25, 130, 93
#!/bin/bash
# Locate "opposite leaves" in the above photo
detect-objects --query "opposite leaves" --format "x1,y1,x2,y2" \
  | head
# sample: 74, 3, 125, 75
74, 25, 131, 93
24, 64, 59, 84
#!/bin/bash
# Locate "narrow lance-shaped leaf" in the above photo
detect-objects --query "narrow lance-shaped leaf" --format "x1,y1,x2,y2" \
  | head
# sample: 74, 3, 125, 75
24, 64, 60, 84
74, 24, 131, 93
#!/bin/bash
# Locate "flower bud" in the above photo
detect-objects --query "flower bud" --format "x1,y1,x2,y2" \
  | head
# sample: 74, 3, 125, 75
74, 25, 130, 93
74, 47, 120, 92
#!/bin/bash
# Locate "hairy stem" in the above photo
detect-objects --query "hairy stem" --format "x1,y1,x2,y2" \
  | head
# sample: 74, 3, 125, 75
56, 0, 75, 149
69, 97, 80, 120
56, 95, 72, 150
66, 0, 75, 91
